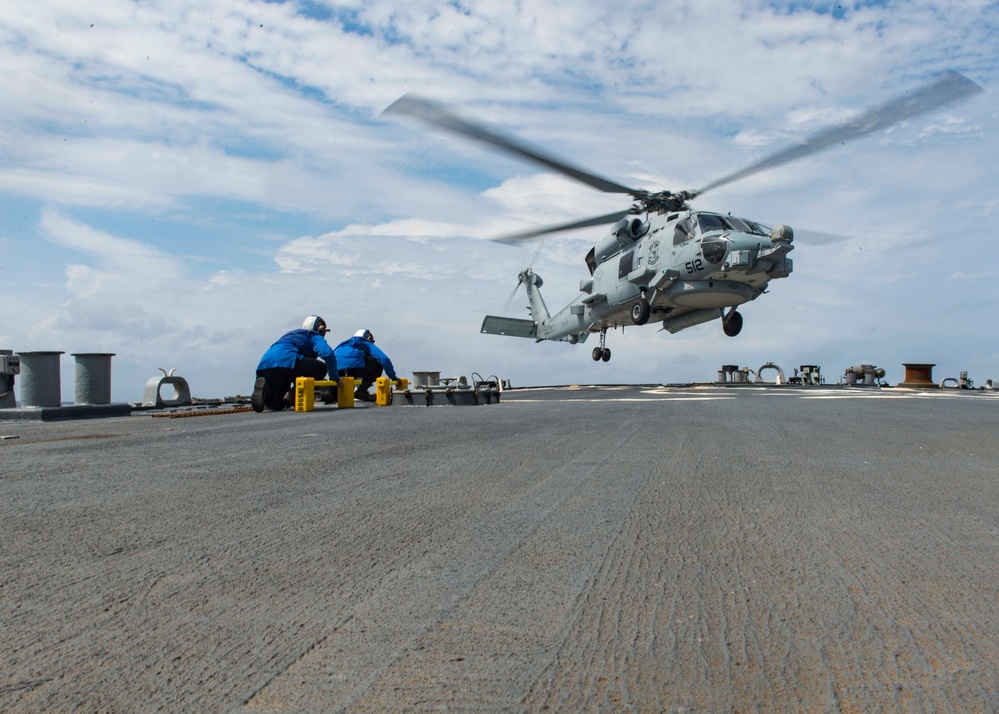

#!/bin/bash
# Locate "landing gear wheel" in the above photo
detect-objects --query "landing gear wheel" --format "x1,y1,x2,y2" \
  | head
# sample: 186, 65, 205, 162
723, 311, 743, 337
631, 298, 651, 326
593, 328, 610, 362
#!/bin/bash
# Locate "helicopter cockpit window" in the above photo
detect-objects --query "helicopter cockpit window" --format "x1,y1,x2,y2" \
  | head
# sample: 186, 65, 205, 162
726, 216, 768, 236
673, 218, 692, 246
696, 213, 733, 234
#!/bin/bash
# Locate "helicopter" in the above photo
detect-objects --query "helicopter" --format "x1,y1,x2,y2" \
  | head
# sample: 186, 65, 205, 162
384, 71, 982, 361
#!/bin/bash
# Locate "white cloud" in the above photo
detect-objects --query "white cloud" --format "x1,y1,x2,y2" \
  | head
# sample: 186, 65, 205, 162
40, 209, 185, 283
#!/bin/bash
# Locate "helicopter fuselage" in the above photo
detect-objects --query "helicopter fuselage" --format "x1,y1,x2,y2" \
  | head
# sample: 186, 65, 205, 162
481, 210, 794, 352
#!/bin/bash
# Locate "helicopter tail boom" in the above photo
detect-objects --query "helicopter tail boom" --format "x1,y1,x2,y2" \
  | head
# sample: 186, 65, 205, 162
518, 269, 551, 325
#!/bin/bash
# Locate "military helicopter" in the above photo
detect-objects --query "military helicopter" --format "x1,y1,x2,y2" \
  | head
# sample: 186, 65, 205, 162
384, 71, 982, 361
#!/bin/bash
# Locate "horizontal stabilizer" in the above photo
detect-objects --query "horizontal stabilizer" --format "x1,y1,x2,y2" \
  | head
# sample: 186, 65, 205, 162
481, 315, 537, 339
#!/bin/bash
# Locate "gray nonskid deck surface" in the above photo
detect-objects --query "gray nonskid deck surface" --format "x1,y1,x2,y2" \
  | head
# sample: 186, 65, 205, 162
1, 387, 997, 711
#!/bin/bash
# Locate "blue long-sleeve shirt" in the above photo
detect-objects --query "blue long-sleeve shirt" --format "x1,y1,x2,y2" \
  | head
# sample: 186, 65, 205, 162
256, 329, 338, 379
333, 336, 397, 381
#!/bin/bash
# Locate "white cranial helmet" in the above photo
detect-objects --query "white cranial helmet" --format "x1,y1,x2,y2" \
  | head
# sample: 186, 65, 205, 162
303, 315, 328, 334
354, 328, 374, 342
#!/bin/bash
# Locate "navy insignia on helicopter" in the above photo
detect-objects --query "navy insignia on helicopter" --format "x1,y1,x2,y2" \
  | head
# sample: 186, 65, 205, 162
648, 240, 661, 266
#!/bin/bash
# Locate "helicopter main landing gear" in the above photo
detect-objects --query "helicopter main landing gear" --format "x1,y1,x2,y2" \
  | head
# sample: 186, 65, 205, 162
723, 309, 743, 337
592, 329, 611, 362
631, 296, 651, 325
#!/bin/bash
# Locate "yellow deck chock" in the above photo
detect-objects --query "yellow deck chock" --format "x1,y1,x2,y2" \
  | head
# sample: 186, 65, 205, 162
294, 377, 409, 412
294, 377, 315, 412
376, 377, 410, 405
336, 376, 356, 409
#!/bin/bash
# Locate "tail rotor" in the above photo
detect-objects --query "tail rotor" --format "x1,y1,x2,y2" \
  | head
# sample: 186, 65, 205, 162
503, 242, 544, 312
503, 273, 527, 312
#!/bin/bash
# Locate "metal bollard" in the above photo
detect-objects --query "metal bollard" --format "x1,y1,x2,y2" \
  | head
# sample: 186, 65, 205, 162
1, 350, 18, 409
17, 351, 64, 407
412, 371, 441, 387
899, 363, 937, 389
73, 353, 115, 404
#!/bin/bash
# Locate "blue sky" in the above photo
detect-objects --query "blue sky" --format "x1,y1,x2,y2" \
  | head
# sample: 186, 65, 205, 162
2, 0, 997, 401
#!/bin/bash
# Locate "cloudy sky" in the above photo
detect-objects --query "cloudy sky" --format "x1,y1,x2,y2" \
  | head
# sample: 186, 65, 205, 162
2, 0, 997, 402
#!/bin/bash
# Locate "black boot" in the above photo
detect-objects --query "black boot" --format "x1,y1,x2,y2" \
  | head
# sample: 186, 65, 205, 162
251, 377, 268, 413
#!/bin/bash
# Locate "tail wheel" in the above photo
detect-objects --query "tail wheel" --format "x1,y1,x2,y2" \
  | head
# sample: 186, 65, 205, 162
631, 298, 651, 325
592, 347, 603, 361
723, 311, 743, 337
601, 348, 611, 362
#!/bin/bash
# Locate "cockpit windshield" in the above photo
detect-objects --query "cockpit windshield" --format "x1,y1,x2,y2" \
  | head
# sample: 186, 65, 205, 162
695, 213, 733, 234
694, 212, 770, 236
726, 216, 770, 236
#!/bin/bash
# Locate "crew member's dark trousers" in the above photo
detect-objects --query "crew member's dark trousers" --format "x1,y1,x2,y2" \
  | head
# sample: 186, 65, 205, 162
256, 357, 328, 410
339, 356, 383, 392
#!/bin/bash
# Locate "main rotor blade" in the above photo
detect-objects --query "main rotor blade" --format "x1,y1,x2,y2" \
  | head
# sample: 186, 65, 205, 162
492, 209, 635, 245
384, 94, 639, 195
695, 70, 984, 196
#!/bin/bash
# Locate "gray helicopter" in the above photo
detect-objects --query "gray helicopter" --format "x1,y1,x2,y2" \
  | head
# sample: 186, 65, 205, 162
385, 71, 982, 361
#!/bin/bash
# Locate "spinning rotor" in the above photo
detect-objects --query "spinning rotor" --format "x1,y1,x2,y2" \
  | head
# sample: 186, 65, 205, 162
384, 71, 982, 242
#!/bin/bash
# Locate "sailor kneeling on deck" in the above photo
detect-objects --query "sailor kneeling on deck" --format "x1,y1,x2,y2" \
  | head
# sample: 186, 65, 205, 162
252, 315, 339, 412
334, 329, 398, 403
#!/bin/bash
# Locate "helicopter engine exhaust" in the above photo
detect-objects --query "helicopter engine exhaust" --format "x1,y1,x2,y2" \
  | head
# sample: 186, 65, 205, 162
588, 217, 652, 267
614, 217, 650, 242
662, 308, 723, 334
